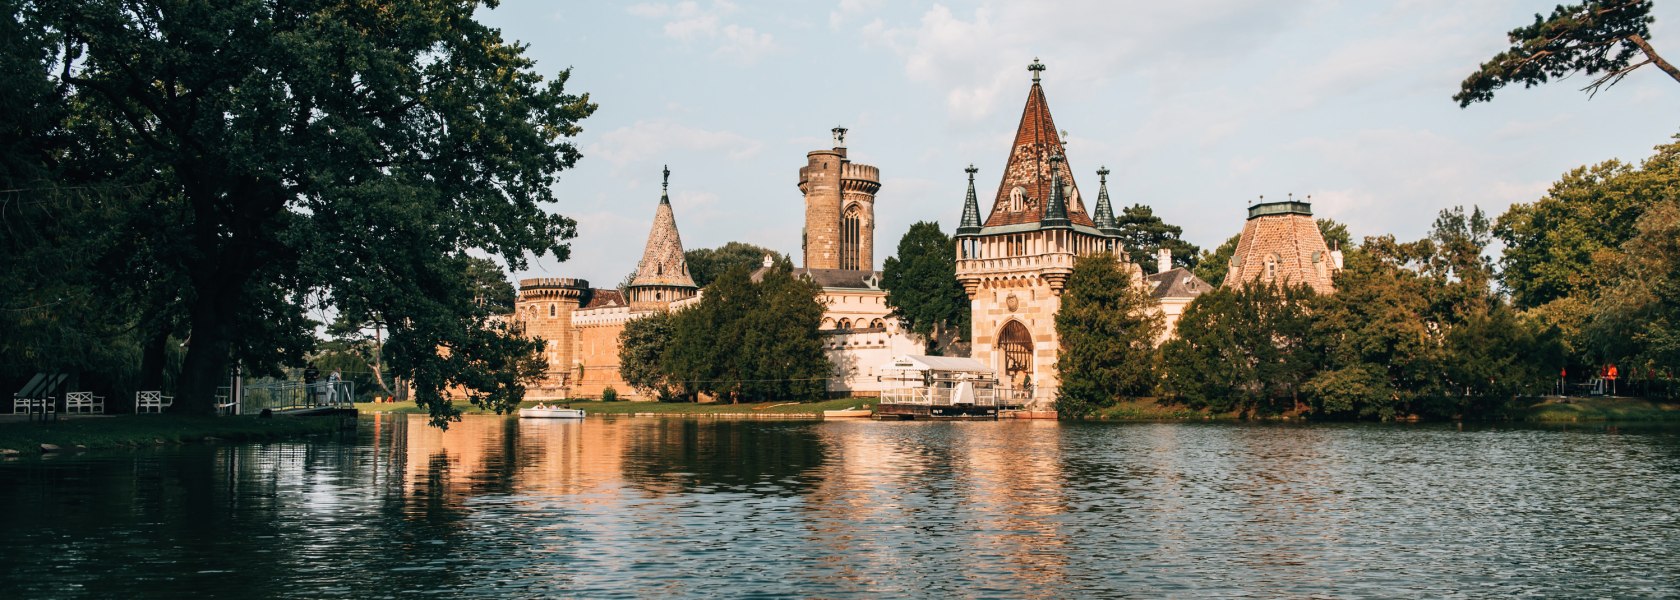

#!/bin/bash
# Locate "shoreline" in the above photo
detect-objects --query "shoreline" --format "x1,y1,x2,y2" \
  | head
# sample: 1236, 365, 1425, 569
0, 414, 345, 456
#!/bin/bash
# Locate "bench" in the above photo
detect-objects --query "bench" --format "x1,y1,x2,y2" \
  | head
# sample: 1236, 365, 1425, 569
65, 391, 104, 414
12, 394, 53, 414
136, 390, 173, 413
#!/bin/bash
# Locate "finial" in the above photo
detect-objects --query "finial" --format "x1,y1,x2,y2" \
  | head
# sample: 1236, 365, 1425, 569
1028, 58, 1045, 83
1097, 166, 1110, 181
662, 164, 670, 192
832, 126, 848, 148
1288, 192, 1293, 201
965, 163, 977, 178
1048, 153, 1063, 166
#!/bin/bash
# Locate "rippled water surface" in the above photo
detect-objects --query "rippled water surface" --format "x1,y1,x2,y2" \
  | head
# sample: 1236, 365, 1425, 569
2, 416, 1678, 598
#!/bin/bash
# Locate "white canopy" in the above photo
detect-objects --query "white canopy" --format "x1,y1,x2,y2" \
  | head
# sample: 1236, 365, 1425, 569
879, 354, 991, 374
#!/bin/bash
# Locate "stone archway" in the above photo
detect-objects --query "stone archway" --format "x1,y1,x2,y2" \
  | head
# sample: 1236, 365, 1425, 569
998, 320, 1033, 389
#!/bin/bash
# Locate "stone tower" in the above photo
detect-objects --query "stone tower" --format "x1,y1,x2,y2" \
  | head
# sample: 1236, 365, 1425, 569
516, 277, 590, 395
626, 166, 699, 311
799, 127, 882, 270
1227, 196, 1340, 294
954, 59, 1130, 403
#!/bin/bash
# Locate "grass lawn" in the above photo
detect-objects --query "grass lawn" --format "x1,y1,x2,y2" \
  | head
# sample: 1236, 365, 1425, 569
355, 397, 877, 416
1520, 397, 1680, 422
0, 414, 342, 454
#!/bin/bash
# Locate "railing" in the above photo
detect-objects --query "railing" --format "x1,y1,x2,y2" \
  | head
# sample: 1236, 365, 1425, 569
239, 380, 356, 413
879, 384, 1034, 408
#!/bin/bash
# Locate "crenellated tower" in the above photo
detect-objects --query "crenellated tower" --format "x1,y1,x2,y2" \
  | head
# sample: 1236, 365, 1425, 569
953, 59, 1135, 403
626, 165, 699, 312
799, 127, 882, 271
516, 277, 591, 394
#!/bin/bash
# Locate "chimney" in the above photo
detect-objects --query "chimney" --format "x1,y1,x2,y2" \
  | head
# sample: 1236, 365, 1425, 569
1156, 247, 1172, 274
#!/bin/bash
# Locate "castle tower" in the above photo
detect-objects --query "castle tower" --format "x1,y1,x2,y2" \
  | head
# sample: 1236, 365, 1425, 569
516, 277, 590, 394
1227, 196, 1339, 294
799, 127, 882, 270
954, 59, 1130, 402
626, 166, 699, 312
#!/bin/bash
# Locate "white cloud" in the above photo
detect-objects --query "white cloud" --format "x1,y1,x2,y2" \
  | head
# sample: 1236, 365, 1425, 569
628, 0, 777, 64
588, 120, 765, 168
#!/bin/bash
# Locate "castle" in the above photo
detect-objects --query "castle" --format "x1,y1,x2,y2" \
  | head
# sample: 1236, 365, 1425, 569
510, 60, 1339, 404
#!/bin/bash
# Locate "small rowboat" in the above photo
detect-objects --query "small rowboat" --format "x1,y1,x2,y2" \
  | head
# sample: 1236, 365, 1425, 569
518, 407, 586, 419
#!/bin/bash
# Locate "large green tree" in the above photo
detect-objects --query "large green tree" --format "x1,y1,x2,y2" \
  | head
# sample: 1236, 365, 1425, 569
17, 1, 594, 423
1456, 0, 1679, 106
1112, 204, 1200, 273
1054, 253, 1163, 418
618, 310, 675, 399
881, 221, 969, 354
662, 266, 828, 402
685, 242, 792, 288
1582, 199, 1680, 373
1192, 235, 1241, 287
1161, 283, 1317, 416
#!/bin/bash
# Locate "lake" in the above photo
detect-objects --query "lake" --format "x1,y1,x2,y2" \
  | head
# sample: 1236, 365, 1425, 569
1, 415, 1677, 598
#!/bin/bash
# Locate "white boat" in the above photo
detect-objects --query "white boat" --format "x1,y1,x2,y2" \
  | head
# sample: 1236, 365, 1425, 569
518, 406, 586, 419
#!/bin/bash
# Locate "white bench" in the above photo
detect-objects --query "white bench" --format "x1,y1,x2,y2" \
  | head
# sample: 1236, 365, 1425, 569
65, 391, 104, 414
135, 390, 173, 413
12, 394, 53, 414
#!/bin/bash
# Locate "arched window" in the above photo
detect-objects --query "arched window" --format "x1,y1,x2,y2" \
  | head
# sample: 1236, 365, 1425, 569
870, 318, 884, 329
1264, 254, 1278, 282
842, 204, 863, 270
837, 318, 852, 330
549, 303, 556, 317
999, 320, 1033, 389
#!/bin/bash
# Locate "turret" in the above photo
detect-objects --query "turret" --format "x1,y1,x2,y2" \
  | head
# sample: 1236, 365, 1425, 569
1041, 154, 1071, 228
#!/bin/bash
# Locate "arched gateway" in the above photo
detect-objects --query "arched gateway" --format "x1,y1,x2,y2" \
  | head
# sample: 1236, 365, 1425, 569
998, 320, 1033, 389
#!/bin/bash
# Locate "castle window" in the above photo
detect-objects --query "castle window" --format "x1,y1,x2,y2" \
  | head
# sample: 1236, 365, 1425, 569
838, 318, 852, 330
842, 204, 863, 270
549, 303, 556, 317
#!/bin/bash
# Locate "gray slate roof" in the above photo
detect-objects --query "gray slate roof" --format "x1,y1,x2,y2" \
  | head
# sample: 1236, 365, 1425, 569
1146, 267, 1212, 300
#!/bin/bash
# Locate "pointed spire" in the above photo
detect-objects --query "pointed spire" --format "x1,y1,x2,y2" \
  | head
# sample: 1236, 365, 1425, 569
660, 164, 671, 205
957, 164, 982, 235
1093, 166, 1121, 235
630, 165, 696, 290
1042, 154, 1071, 228
983, 62, 1092, 228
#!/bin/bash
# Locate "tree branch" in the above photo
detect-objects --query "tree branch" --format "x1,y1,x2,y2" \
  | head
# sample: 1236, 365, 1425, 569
1627, 34, 1680, 85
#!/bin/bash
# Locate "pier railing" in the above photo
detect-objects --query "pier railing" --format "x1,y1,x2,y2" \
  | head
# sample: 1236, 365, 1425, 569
879, 385, 1033, 409
239, 380, 356, 413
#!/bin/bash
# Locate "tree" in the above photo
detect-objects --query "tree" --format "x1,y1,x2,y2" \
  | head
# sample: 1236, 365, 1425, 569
618, 310, 675, 398
1054, 253, 1163, 418
881, 221, 969, 354
21, 1, 594, 423
685, 242, 792, 288
1113, 204, 1200, 273
662, 266, 829, 402
1317, 218, 1354, 252
1582, 199, 1680, 371
1193, 235, 1241, 287
1161, 283, 1316, 416
1456, 0, 1679, 106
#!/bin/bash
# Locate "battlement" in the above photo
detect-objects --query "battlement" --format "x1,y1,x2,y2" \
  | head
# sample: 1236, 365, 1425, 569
841, 163, 879, 184
518, 277, 589, 290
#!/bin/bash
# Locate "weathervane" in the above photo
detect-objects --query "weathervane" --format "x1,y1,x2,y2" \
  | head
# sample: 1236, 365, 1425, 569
1029, 57, 1045, 83
662, 164, 670, 192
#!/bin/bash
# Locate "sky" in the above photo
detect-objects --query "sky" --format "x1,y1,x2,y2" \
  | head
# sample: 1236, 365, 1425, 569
476, 0, 1680, 287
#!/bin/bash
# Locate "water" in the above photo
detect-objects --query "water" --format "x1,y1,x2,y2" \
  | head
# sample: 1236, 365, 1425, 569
1, 416, 1678, 598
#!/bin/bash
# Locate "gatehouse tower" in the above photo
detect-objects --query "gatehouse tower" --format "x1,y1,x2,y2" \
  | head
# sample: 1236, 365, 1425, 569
953, 59, 1135, 402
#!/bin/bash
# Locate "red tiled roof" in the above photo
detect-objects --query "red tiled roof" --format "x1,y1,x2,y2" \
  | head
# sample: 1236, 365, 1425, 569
582, 289, 625, 309
983, 83, 1095, 228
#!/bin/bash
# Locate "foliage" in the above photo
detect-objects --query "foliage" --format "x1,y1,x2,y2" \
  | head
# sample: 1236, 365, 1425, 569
618, 310, 675, 397
9, 1, 593, 425
1192, 235, 1241, 288
662, 266, 829, 403
1455, 0, 1678, 106
1112, 205, 1200, 273
1582, 199, 1680, 371
1054, 253, 1163, 418
1317, 218, 1354, 252
601, 386, 618, 402
881, 221, 969, 354
685, 242, 792, 288
1161, 283, 1317, 416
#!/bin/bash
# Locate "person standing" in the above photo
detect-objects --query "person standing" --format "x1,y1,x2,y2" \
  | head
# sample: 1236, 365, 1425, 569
304, 363, 321, 405
327, 369, 343, 405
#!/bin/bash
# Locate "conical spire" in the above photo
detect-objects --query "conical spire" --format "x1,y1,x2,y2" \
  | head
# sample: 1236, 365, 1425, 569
984, 59, 1093, 228
1042, 154, 1071, 228
1093, 166, 1121, 235
957, 164, 982, 235
630, 166, 696, 289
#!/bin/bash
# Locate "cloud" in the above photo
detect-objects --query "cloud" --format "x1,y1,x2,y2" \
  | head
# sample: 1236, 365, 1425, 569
628, 0, 777, 64
587, 120, 764, 168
